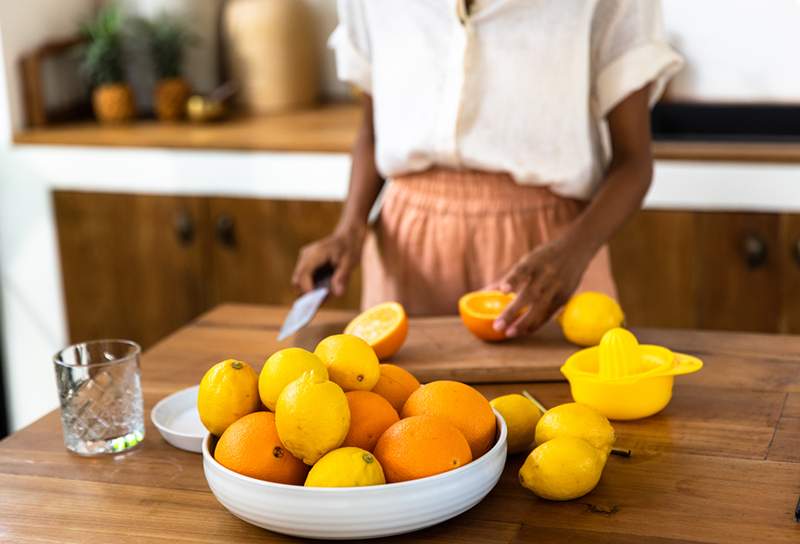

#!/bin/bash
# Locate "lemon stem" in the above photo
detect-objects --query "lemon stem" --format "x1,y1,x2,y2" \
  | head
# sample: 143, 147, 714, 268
521, 389, 632, 458
521, 390, 548, 414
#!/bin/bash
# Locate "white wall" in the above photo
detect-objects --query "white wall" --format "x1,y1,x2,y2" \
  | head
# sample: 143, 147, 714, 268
663, 0, 800, 103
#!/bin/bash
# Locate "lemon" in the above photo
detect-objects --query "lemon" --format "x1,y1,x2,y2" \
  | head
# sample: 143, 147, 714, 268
305, 447, 386, 487
258, 348, 328, 411
275, 371, 350, 464
197, 359, 260, 436
535, 402, 615, 457
314, 334, 380, 391
490, 394, 542, 454
559, 291, 624, 346
519, 436, 605, 501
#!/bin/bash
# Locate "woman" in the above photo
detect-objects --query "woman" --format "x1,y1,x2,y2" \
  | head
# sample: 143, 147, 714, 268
293, 0, 683, 338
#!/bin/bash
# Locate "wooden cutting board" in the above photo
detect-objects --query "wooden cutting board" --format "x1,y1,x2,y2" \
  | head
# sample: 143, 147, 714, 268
294, 316, 575, 383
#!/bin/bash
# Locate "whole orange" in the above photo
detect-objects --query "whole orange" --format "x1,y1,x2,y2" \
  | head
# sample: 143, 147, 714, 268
371, 364, 421, 413
402, 380, 496, 458
373, 415, 472, 483
342, 391, 399, 452
214, 411, 307, 485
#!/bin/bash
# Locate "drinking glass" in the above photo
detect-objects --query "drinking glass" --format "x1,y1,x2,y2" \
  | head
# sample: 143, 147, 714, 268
53, 340, 145, 455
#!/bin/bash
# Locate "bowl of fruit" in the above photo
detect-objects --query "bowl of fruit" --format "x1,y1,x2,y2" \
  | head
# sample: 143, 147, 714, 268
197, 325, 507, 540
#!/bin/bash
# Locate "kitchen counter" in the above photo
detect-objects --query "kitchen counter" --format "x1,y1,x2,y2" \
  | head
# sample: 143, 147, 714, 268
14, 103, 800, 163
0, 303, 798, 542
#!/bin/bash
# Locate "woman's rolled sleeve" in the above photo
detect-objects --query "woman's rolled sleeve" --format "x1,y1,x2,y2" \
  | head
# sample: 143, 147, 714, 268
591, 0, 684, 118
329, 0, 372, 93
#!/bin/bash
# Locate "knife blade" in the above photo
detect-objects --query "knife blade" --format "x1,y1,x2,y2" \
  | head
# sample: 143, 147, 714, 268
277, 263, 335, 341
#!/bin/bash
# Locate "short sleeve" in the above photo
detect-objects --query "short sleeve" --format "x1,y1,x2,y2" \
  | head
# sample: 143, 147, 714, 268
591, 0, 684, 118
328, 0, 372, 93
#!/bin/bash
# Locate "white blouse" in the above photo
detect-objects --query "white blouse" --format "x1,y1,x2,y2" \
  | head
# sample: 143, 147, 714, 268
330, 0, 684, 199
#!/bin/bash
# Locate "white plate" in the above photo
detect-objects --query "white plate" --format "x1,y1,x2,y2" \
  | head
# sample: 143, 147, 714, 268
151, 385, 205, 453
203, 410, 508, 539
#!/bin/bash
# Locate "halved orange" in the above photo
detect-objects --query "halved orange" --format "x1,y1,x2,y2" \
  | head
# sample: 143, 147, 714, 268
458, 290, 515, 342
344, 302, 409, 360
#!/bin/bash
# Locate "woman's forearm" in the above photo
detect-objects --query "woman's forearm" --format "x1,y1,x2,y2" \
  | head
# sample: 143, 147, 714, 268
562, 85, 654, 261
336, 95, 384, 237
563, 154, 652, 261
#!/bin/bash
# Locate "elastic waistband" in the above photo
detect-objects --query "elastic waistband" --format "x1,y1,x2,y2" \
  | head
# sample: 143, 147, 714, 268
388, 168, 579, 214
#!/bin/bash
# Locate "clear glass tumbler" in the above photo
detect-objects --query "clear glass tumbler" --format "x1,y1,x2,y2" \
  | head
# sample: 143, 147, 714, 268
53, 339, 145, 455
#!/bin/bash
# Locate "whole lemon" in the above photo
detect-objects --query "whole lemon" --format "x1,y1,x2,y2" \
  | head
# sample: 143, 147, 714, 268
314, 334, 380, 391
275, 371, 350, 464
519, 436, 605, 501
559, 292, 624, 346
197, 359, 260, 436
535, 402, 615, 458
490, 394, 542, 454
258, 348, 328, 411
305, 447, 386, 487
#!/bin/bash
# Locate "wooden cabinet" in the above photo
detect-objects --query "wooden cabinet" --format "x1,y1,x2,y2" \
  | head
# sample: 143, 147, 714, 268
55, 191, 800, 349
54, 192, 359, 349
609, 210, 800, 334
779, 214, 800, 332
54, 192, 211, 348
206, 198, 360, 310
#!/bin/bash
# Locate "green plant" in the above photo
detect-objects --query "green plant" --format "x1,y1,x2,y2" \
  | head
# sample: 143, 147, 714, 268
78, 4, 126, 86
133, 14, 196, 80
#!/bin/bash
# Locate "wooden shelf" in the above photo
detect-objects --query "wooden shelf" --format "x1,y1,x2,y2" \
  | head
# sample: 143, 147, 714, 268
13, 103, 361, 153
13, 102, 800, 163
652, 140, 800, 163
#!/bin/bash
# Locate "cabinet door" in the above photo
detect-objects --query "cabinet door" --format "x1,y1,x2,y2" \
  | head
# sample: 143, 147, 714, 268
610, 210, 781, 333
780, 213, 800, 334
54, 191, 210, 348
695, 212, 780, 332
206, 197, 361, 310
609, 211, 697, 328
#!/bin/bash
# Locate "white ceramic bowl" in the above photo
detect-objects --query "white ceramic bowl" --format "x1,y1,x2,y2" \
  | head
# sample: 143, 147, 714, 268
202, 411, 508, 539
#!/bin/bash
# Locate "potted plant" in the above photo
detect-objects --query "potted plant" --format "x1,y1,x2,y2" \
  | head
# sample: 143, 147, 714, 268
135, 15, 195, 121
79, 5, 136, 124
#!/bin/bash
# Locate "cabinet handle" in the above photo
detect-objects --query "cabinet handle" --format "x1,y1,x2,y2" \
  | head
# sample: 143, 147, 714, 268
216, 214, 236, 248
174, 210, 194, 246
793, 239, 800, 266
741, 233, 767, 269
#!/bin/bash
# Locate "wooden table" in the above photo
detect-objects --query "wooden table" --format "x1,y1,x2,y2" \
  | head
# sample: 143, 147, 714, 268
1, 304, 799, 543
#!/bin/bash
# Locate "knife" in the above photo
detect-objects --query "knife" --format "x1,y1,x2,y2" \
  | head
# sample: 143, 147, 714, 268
277, 263, 335, 341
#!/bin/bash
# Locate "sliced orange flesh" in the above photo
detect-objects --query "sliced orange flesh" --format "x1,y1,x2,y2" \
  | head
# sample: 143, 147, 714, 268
458, 291, 516, 342
460, 291, 515, 318
345, 302, 408, 360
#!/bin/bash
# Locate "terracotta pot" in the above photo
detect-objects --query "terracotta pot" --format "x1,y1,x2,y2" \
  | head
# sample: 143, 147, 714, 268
92, 83, 136, 124
223, 0, 319, 114
154, 77, 192, 121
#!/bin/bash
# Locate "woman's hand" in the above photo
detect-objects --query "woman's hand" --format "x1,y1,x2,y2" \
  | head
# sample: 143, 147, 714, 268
292, 225, 366, 297
491, 237, 593, 338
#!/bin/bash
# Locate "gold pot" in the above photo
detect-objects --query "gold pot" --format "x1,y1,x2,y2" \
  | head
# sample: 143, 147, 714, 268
92, 83, 136, 124
154, 77, 192, 122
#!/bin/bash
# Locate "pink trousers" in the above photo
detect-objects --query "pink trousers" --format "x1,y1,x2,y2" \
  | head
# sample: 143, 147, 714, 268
362, 169, 617, 316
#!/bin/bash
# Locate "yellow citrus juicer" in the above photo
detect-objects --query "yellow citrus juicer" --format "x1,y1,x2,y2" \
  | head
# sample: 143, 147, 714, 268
560, 327, 703, 420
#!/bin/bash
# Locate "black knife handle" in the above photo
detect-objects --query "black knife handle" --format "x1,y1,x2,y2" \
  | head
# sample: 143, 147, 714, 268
313, 262, 335, 288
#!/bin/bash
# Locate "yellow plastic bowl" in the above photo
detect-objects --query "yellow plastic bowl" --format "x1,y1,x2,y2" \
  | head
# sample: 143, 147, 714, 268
565, 373, 675, 420
561, 348, 703, 420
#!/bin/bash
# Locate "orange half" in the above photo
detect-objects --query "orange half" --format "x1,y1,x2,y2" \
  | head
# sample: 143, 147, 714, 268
344, 302, 409, 360
458, 291, 515, 342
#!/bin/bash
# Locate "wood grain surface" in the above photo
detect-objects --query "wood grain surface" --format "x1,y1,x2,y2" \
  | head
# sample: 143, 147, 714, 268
1, 303, 799, 543
14, 102, 800, 163
294, 317, 573, 383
